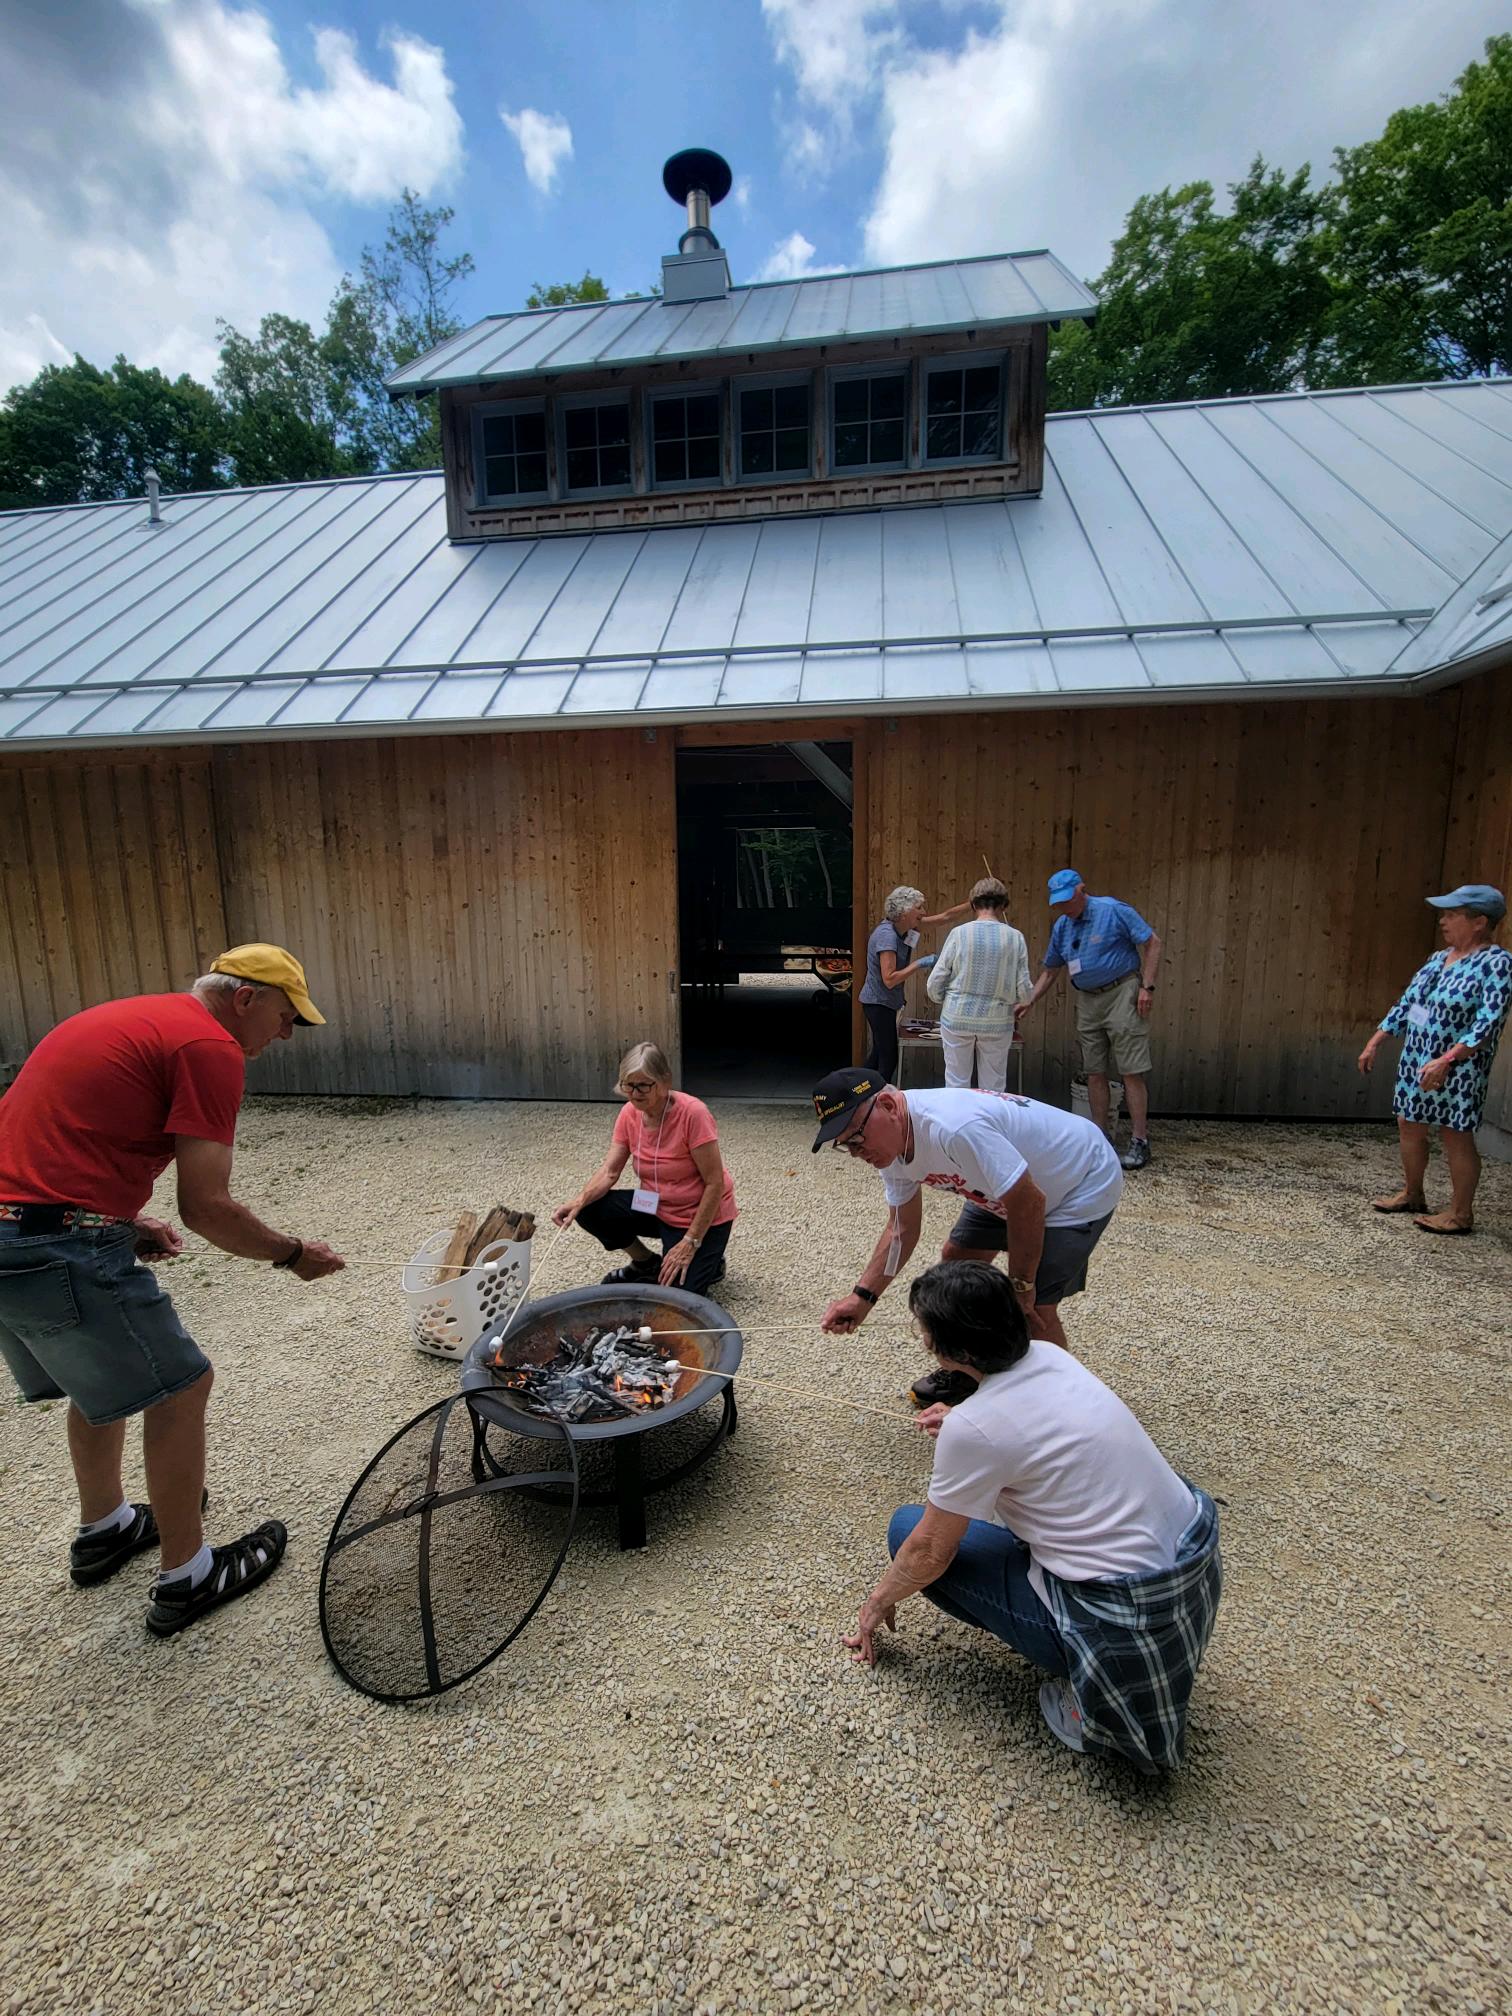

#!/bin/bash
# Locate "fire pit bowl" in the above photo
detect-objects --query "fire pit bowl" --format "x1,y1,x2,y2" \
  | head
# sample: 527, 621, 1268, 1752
459, 1283, 742, 1547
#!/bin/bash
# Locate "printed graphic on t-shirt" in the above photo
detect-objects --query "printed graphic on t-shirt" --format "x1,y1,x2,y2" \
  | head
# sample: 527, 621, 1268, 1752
923, 1171, 1005, 1217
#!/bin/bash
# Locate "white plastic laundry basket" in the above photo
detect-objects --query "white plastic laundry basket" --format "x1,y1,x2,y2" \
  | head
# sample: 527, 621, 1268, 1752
404, 1232, 532, 1361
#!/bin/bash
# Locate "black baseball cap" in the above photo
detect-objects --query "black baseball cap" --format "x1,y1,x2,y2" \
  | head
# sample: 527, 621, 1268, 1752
811, 1067, 883, 1152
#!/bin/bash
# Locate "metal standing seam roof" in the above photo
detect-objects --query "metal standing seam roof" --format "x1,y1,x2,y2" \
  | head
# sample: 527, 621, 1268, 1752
383, 252, 1098, 394
2, 379, 1512, 751
1386, 522, 1512, 681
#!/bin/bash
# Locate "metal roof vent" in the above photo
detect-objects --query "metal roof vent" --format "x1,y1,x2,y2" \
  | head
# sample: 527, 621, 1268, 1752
144, 467, 162, 527
660, 148, 733, 304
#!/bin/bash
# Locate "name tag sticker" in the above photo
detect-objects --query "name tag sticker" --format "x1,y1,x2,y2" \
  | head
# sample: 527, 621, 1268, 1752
904, 929, 921, 948
631, 1187, 661, 1216
1068, 958, 1083, 976
1407, 1004, 1431, 1030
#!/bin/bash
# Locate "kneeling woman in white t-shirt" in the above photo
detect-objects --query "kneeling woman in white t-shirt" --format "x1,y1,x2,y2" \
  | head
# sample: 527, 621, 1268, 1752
845, 1261, 1222, 1771
553, 1041, 738, 1297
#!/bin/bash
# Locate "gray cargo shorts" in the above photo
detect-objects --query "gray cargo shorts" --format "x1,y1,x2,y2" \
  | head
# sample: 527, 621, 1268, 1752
0, 1223, 211, 1424
946, 1203, 1114, 1305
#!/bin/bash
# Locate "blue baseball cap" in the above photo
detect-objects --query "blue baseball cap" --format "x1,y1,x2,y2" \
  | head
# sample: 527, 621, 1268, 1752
1427, 884, 1505, 922
1047, 869, 1083, 904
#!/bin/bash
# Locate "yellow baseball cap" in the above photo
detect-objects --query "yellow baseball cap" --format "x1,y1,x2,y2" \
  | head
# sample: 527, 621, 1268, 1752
210, 944, 325, 1026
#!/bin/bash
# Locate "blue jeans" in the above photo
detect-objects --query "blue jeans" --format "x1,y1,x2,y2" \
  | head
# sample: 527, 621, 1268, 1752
888, 1504, 1069, 1675
0, 1223, 211, 1424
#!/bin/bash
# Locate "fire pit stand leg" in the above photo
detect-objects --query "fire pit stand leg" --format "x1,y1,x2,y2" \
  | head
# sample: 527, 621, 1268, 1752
613, 1435, 647, 1551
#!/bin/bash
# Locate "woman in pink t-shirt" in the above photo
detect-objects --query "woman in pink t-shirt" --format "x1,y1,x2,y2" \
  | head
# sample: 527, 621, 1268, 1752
553, 1041, 737, 1296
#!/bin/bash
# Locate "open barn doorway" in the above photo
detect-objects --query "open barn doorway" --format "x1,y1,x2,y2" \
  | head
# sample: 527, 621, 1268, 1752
676, 741, 854, 1101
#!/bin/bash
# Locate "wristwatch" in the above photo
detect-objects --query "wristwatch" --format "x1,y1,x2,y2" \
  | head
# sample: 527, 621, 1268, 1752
1009, 1275, 1034, 1297
853, 1283, 879, 1306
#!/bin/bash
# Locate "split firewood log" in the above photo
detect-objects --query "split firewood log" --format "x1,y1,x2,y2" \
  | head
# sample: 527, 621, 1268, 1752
439, 1210, 477, 1280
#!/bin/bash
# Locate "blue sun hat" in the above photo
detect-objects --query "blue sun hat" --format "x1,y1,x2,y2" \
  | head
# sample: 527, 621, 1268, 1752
1047, 868, 1082, 904
1426, 884, 1505, 922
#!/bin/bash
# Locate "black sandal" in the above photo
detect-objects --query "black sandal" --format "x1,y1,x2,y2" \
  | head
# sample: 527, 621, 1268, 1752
601, 1260, 660, 1285
145, 1521, 287, 1637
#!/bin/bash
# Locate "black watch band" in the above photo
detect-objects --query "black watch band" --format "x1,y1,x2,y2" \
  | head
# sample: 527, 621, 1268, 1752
853, 1283, 878, 1306
273, 1238, 303, 1271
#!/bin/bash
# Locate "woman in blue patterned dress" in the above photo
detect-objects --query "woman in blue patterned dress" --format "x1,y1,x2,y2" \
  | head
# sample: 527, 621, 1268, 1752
1358, 884, 1511, 1235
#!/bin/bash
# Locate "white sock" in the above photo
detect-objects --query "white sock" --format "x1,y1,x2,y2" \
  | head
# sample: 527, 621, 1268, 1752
157, 1541, 213, 1591
78, 1500, 135, 1538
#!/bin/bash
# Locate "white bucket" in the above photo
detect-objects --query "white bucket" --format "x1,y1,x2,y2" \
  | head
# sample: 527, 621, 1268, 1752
404, 1232, 532, 1361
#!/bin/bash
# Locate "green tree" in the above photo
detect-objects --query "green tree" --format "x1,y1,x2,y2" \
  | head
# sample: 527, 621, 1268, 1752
215, 312, 354, 485
0, 356, 225, 510
524, 272, 610, 309
1321, 34, 1512, 382
1049, 160, 1331, 410
325, 189, 476, 471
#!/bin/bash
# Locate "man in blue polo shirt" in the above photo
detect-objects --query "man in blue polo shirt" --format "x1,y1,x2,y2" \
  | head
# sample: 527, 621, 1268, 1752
1017, 871, 1163, 1169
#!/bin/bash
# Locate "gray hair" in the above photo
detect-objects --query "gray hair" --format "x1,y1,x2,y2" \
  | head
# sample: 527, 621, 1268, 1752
884, 885, 926, 923
615, 1040, 672, 1094
193, 973, 281, 1004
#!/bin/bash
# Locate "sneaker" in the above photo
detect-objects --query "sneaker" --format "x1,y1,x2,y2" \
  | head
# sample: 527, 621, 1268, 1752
69, 1489, 210, 1588
909, 1366, 977, 1409
1120, 1137, 1152, 1171
1039, 1676, 1085, 1753
145, 1521, 287, 1637
69, 1504, 159, 1588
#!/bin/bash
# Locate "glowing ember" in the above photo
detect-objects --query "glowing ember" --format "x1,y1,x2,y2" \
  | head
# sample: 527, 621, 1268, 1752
488, 1325, 680, 1423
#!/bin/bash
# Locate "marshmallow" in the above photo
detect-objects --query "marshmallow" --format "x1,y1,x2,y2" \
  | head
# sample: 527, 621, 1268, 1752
637, 1325, 654, 1343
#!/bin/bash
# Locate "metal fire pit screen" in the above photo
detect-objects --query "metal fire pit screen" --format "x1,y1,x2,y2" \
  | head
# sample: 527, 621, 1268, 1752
319, 1392, 580, 1702
320, 1285, 741, 1701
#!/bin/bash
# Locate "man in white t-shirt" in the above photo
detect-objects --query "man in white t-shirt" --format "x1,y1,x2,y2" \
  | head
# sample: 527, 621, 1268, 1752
811, 1067, 1123, 1402
844, 1261, 1219, 1769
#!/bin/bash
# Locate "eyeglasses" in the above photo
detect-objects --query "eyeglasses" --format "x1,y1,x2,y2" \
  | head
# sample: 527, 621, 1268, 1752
624, 1080, 659, 1096
833, 1099, 877, 1154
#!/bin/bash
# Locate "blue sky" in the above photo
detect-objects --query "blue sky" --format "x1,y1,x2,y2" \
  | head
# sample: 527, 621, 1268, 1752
1, 0, 1507, 391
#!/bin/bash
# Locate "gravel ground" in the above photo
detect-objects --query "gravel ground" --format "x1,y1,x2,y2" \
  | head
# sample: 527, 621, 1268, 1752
1, 1098, 1508, 2016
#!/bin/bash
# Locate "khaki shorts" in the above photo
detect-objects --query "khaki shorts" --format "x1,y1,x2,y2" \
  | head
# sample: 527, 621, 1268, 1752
1075, 972, 1151, 1076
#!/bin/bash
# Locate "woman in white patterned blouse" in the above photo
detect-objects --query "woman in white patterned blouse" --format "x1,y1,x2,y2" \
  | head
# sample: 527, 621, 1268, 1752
926, 878, 1031, 1093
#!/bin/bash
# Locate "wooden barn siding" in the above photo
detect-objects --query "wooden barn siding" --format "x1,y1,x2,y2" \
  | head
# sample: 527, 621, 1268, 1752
863, 692, 1466, 1117
0, 751, 226, 1070
0, 676, 1503, 1114
1442, 663, 1512, 1130
209, 729, 680, 1099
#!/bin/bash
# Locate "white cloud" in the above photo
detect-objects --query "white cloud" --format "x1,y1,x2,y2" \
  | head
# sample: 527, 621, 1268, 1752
500, 107, 574, 196
761, 0, 900, 127
0, 2, 465, 393
754, 231, 846, 282
732, 174, 754, 214
762, 0, 1511, 281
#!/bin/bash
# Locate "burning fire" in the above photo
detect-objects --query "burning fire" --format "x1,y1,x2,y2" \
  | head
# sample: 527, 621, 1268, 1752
488, 1323, 682, 1423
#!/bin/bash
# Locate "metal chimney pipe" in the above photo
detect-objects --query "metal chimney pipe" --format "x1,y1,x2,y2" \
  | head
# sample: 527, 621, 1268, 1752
662, 148, 733, 254
145, 467, 161, 526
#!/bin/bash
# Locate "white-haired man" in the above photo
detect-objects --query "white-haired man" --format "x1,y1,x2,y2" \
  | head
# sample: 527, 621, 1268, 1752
0, 945, 344, 1638
811, 1067, 1123, 1404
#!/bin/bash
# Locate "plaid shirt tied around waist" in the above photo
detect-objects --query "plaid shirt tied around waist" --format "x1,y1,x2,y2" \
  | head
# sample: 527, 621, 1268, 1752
1039, 1483, 1222, 1773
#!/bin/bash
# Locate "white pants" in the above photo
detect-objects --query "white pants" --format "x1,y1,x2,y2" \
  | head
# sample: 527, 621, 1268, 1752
941, 1027, 1013, 1092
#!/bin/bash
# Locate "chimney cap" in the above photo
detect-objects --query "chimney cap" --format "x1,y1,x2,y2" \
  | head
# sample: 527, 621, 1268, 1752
663, 148, 732, 208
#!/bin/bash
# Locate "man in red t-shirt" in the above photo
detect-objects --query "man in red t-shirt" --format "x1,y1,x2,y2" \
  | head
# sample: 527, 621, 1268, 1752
0, 943, 344, 1638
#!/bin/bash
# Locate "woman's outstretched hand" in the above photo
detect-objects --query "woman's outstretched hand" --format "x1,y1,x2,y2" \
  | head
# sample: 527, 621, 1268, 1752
551, 1201, 581, 1229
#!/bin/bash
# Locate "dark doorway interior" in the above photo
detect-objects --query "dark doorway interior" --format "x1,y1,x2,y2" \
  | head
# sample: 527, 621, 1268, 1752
677, 742, 854, 1101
